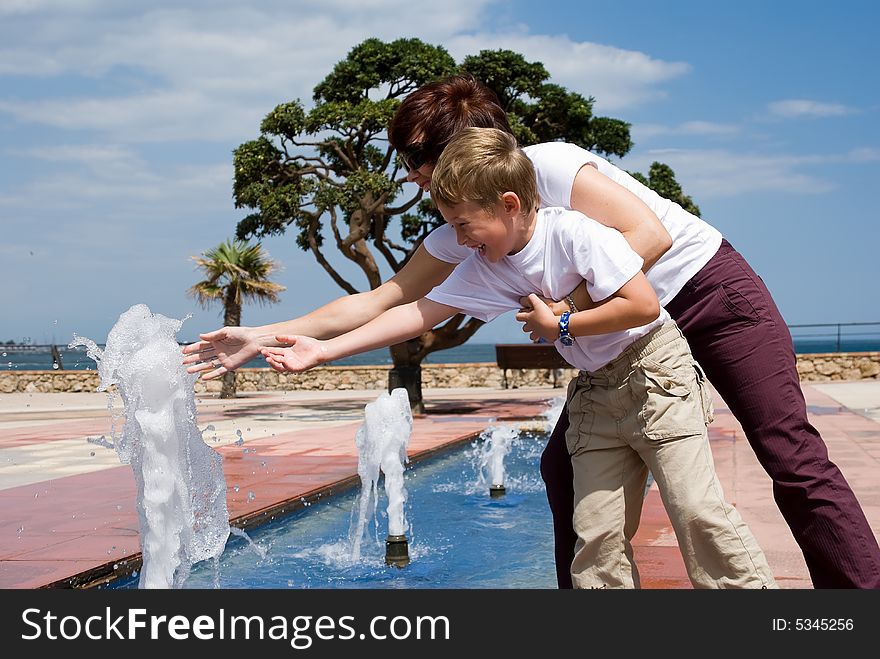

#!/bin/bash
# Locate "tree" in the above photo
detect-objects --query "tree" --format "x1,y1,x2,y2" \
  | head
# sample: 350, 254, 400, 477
188, 239, 285, 398
630, 162, 701, 217
232, 37, 697, 413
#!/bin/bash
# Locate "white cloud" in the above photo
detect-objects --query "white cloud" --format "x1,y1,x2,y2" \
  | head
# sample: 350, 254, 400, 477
767, 99, 854, 118
447, 30, 690, 113
0, 0, 100, 15
0, 2, 503, 141
0, 146, 233, 216
620, 148, 856, 199
9, 143, 144, 170
0, 3, 692, 143
676, 121, 740, 136
0, 2, 491, 77
844, 147, 880, 162
0, 90, 264, 143
633, 120, 740, 141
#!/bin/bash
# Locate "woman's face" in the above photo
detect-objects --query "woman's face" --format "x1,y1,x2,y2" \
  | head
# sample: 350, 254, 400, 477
400, 135, 437, 191
405, 161, 434, 192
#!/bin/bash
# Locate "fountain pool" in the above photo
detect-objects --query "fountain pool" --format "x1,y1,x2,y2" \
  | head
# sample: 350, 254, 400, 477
107, 428, 556, 589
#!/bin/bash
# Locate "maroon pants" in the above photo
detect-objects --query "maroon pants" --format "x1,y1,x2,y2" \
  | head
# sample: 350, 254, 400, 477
542, 239, 880, 588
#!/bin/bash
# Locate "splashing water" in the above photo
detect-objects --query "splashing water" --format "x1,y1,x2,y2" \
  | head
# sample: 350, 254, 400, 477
541, 395, 565, 433
69, 303, 230, 588
230, 525, 268, 560
347, 388, 412, 560
477, 424, 520, 489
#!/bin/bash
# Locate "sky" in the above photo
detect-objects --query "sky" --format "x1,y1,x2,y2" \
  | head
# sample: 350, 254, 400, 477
1, 0, 878, 347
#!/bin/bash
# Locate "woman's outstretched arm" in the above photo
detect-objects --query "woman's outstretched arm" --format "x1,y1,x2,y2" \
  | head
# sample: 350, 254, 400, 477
182, 245, 456, 378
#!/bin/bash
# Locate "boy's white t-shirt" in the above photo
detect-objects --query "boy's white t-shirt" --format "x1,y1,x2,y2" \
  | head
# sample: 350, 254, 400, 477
422, 141, 723, 306
425, 207, 669, 372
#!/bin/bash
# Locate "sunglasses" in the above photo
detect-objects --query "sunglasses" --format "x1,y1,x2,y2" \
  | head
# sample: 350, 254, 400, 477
399, 143, 432, 172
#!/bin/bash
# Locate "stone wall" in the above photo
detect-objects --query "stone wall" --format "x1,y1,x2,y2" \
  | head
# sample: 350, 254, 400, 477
795, 352, 880, 381
1, 353, 878, 394
0, 363, 576, 394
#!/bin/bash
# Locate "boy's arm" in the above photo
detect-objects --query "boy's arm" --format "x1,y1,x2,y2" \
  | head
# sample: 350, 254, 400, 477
526, 166, 674, 318
515, 271, 660, 343
260, 298, 460, 373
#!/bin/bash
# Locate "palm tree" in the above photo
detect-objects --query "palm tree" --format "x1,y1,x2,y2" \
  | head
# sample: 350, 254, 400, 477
188, 238, 285, 398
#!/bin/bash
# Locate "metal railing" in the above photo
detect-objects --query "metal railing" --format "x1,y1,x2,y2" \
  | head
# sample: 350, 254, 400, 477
787, 322, 880, 354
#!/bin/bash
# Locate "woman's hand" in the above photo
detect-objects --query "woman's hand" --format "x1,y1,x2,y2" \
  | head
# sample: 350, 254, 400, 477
182, 326, 264, 380
515, 294, 563, 343
260, 335, 327, 373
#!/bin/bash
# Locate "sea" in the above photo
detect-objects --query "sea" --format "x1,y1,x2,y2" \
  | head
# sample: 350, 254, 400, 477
2, 335, 879, 372
0, 342, 498, 371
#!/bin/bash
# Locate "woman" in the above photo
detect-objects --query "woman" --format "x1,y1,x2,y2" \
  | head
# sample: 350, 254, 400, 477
185, 75, 879, 588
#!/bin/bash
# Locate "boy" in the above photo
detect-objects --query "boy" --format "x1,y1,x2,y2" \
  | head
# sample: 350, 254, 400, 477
262, 127, 777, 589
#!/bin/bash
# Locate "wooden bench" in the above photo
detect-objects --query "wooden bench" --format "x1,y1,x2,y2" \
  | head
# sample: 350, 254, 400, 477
494, 343, 573, 389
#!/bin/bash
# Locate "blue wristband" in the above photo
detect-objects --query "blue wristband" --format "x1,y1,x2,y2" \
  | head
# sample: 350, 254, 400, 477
558, 311, 574, 346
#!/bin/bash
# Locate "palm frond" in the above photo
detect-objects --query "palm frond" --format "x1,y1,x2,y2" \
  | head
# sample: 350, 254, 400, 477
187, 238, 286, 317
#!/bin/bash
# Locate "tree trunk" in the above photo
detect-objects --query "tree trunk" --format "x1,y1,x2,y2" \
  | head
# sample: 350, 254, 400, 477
220, 298, 242, 399
388, 364, 424, 415
384, 316, 486, 415
220, 370, 237, 399
50, 345, 64, 370
388, 341, 425, 415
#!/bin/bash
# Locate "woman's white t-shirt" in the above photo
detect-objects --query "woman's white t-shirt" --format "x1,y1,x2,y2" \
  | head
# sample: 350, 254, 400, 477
422, 141, 723, 306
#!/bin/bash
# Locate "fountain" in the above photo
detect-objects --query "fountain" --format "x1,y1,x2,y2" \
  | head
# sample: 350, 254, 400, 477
347, 388, 413, 567
70, 303, 230, 588
477, 424, 519, 498
106, 416, 557, 589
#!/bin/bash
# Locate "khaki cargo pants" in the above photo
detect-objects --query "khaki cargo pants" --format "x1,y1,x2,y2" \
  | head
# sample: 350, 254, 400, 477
565, 321, 777, 589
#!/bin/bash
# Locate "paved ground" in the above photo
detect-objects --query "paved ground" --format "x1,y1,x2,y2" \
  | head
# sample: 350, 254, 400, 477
0, 380, 877, 589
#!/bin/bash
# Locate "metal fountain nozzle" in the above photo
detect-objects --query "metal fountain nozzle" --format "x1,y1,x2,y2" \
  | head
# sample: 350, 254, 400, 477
385, 534, 410, 567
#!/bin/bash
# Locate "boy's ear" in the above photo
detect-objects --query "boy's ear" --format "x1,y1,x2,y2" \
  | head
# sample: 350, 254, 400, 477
501, 191, 521, 215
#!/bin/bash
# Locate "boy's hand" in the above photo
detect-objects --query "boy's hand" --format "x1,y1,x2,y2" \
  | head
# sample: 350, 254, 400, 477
182, 326, 261, 380
260, 335, 326, 373
515, 294, 563, 343
518, 282, 599, 317
521, 293, 570, 316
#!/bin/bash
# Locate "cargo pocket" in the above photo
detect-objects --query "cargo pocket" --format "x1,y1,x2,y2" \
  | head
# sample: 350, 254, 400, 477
693, 361, 715, 425
634, 359, 705, 441
564, 376, 593, 455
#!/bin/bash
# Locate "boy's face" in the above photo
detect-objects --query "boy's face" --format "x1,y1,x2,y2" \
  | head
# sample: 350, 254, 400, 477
435, 197, 517, 263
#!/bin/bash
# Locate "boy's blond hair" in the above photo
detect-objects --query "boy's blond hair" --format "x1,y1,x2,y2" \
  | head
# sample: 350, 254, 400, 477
430, 127, 538, 213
